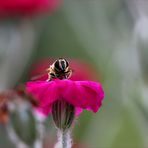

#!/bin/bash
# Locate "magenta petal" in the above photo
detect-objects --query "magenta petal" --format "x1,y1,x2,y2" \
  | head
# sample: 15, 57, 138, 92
26, 80, 105, 115
26, 81, 59, 107
75, 107, 83, 116
34, 105, 51, 116
62, 80, 104, 113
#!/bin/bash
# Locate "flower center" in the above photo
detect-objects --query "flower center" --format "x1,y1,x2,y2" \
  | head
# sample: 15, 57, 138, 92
52, 100, 75, 131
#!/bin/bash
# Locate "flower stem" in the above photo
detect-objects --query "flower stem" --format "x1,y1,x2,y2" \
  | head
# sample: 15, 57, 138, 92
55, 130, 72, 148
52, 100, 75, 148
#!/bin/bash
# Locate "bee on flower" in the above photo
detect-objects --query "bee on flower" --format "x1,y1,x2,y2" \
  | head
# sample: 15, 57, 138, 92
26, 58, 105, 148
46, 58, 72, 81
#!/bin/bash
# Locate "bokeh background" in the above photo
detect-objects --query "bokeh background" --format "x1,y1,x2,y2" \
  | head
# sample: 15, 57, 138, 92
0, 0, 148, 148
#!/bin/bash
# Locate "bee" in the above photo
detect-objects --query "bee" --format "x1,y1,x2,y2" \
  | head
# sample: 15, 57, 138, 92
47, 58, 72, 81
30, 58, 72, 81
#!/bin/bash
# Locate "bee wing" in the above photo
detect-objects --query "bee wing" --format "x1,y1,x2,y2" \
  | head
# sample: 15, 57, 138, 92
30, 68, 49, 81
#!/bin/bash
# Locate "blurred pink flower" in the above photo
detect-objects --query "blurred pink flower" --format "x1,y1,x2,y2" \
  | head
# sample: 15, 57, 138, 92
26, 79, 104, 116
29, 58, 99, 81
0, 86, 38, 124
0, 93, 9, 124
0, 0, 61, 17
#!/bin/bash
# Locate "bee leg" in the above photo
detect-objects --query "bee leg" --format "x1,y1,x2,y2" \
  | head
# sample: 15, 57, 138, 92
46, 79, 50, 82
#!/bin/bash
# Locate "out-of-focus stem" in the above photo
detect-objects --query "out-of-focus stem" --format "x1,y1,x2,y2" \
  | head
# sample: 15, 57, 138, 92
34, 120, 45, 148
0, 20, 34, 91
33, 110, 46, 148
6, 123, 29, 148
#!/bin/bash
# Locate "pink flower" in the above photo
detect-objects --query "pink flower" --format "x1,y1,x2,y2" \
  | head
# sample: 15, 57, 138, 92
26, 79, 104, 116
27, 58, 104, 132
29, 58, 99, 81
0, 0, 61, 18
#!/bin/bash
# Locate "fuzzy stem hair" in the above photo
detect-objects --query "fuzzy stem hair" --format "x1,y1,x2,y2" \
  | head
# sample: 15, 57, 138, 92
54, 129, 72, 148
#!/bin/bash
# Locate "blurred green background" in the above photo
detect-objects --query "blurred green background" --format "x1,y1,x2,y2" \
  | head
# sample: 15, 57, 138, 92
1, 0, 148, 148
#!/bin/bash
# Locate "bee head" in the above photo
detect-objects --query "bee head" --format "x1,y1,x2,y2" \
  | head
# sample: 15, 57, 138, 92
54, 58, 69, 72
